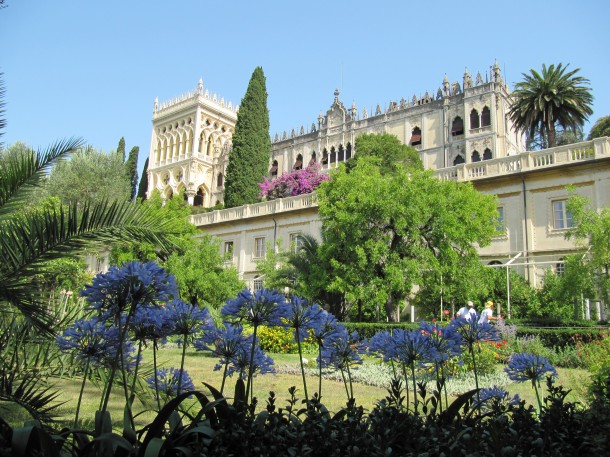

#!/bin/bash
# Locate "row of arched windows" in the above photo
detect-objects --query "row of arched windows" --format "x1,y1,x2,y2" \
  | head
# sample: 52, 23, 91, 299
270, 144, 353, 176
451, 107, 491, 137
155, 129, 194, 163
452, 148, 493, 165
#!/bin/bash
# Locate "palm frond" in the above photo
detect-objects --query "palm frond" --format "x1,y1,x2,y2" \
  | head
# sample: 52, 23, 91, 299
0, 137, 84, 219
0, 369, 63, 424
0, 200, 177, 333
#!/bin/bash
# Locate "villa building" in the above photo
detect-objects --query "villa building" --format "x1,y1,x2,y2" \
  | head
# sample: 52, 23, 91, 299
146, 64, 610, 293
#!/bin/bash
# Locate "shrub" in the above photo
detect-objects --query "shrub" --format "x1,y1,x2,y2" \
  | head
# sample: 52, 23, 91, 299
257, 325, 297, 353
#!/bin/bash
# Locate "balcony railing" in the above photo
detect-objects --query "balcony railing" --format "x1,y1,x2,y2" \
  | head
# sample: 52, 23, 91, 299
435, 137, 609, 182
191, 193, 316, 226
193, 138, 609, 226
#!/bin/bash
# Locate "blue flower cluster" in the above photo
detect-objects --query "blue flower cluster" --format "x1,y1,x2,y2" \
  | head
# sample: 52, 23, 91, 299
146, 367, 195, 398
82, 261, 178, 319
57, 317, 138, 370
505, 353, 558, 384
475, 385, 521, 412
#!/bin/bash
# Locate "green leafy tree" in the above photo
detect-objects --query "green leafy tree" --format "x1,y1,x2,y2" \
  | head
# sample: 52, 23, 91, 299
223, 67, 271, 208
567, 193, 610, 303
509, 63, 593, 149
536, 255, 595, 320
587, 115, 610, 140
350, 132, 422, 172
110, 189, 195, 264
164, 234, 244, 309
137, 157, 149, 200
317, 148, 497, 322
44, 146, 131, 206
125, 145, 139, 201
117, 136, 126, 162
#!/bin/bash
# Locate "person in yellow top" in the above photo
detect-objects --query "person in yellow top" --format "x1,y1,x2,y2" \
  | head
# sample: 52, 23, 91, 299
478, 300, 498, 324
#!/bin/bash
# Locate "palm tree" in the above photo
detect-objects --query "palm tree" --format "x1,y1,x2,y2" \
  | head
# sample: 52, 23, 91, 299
509, 63, 593, 149
0, 73, 180, 421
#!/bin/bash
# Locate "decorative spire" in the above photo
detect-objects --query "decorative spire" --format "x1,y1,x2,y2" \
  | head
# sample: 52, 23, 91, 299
154, 97, 159, 112
198, 78, 203, 94
463, 67, 473, 89
334, 88, 340, 102
493, 60, 502, 83
443, 74, 450, 96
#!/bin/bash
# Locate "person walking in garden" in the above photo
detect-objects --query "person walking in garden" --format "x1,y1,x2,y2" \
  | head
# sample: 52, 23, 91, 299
478, 300, 498, 324
455, 300, 476, 321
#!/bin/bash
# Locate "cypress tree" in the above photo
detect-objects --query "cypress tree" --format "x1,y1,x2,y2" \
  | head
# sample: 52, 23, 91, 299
117, 137, 126, 162
125, 145, 139, 201
223, 66, 271, 208
137, 157, 149, 200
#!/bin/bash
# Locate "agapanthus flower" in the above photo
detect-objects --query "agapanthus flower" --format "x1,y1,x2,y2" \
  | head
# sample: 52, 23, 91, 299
222, 288, 288, 327
311, 309, 344, 347
194, 324, 249, 370
447, 315, 500, 349
319, 330, 363, 371
226, 341, 275, 379
419, 321, 463, 365
146, 367, 195, 398
165, 300, 215, 339
387, 329, 434, 366
368, 330, 395, 362
82, 261, 178, 319
129, 306, 171, 344
57, 317, 138, 370
284, 296, 324, 341
505, 353, 558, 384
474, 386, 521, 412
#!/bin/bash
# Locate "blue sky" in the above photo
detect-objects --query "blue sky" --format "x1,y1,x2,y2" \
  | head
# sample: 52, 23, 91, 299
2, 0, 609, 176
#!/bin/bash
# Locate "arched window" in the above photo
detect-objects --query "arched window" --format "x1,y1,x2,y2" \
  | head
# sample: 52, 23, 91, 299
470, 109, 480, 129
488, 260, 502, 266
483, 148, 493, 160
471, 150, 481, 162
481, 106, 491, 127
410, 127, 422, 146
453, 155, 465, 165
206, 135, 213, 156
322, 148, 328, 166
156, 140, 162, 162
270, 160, 278, 177
309, 152, 317, 166
293, 154, 303, 170
168, 137, 175, 159
338, 145, 345, 162
452, 117, 464, 136
198, 133, 204, 153
217, 173, 223, 188
346, 143, 352, 160
193, 187, 205, 207
329, 147, 336, 164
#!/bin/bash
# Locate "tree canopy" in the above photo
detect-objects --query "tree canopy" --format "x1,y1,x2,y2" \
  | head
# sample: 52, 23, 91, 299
316, 136, 497, 321
508, 63, 593, 149
44, 146, 132, 206
223, 66, 271, 208
587, 115, 610, 140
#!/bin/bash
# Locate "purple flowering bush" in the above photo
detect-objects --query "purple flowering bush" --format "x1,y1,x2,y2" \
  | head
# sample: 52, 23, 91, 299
258, 162, 329, 200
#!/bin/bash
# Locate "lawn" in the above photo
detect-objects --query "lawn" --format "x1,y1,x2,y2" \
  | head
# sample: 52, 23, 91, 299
2, 345, 593, 429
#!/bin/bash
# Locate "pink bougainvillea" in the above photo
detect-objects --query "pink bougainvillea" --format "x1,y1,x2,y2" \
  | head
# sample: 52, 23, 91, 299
259, 163, 330, 200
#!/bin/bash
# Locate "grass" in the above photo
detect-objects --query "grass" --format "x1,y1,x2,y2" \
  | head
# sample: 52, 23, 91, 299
1, 345, 594, 429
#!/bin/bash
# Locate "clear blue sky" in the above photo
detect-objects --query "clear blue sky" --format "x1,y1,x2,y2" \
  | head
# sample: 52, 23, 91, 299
2, 0, 609, 176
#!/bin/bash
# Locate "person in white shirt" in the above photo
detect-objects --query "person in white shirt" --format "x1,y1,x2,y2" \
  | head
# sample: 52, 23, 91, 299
478, 300, 498, 324
455, 300, 477, 322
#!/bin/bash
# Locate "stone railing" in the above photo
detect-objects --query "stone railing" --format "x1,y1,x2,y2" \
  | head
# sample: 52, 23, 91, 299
435, 137, 609, 182
193, 138, 609, 226
191, 193, 317, 226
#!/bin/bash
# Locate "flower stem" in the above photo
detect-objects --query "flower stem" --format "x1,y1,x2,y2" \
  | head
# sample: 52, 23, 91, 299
401, 364, 410, 413
220, 362, 229, 395
177, 333, 188, 395
153, 341, 161, 411
74, 360, 90, 430
297, 334, 309, 402
410, 362, 418, 413
245, 324, 258, 403
470, 344, 481, 416
317, 344, 323, 399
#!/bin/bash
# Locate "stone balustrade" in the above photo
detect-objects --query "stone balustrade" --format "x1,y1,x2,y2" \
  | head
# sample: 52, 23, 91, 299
192, 138, 609, 226
191, 193, 316, 226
